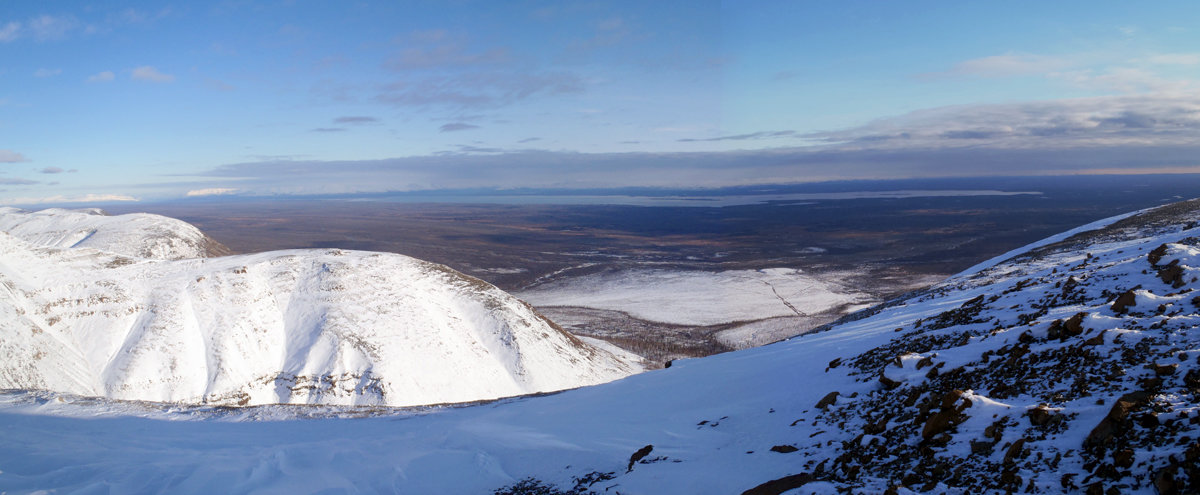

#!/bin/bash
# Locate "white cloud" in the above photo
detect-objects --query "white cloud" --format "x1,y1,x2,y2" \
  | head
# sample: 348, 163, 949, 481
5, 194, 138, 205
926, 54, 1070, 78
1051, 67, 1193, 94
131, 66, 175, 83
0, 21, 20, 42
804, 93, 1200, 150
27, 15, 76, 41
185, 188, 238, 197
87, 71, 115, 83
1146, 53, 1200, 65
33, 68, 61, 78
0, 150, 29, 163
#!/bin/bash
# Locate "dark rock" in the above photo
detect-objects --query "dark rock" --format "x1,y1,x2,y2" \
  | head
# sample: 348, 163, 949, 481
1083, 330, 1107, 346
879, 374, 901, 390
1000, 469, 1022, 489
814, 391, 839, 410
1153, 363, 1178, 376
1112, 290, 1137, 313
1047, 319, 1064, 339
1158, 260, 1186, 288
1155, 466, 1179, 495
1149, 243, 1170, 265
627, 444, 653, 472
769, 445, 798, 454
1113, 448, 1135, 468
1060, 473, 1077, 490
970, 440, 993, 455
1003, 438, 1027, 464
740, 473, 815, 495
1186, 369, 1200, 389
1137, 412, 1160, 428
1063, 312, 1087, 338
922, 391, 970, 443
1028, 405, 1057, 426
1085, 481, 1105, 495
940, 389, 967, 410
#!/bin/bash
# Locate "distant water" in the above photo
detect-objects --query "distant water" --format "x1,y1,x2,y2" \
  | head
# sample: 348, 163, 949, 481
354, 189, 1041, 207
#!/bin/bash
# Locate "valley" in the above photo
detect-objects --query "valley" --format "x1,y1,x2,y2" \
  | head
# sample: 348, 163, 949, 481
107, 174, 1200, 364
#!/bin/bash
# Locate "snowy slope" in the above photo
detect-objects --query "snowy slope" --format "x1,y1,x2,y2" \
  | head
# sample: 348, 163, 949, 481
0, 207, 230, 259
0, 217, 638, 408
2, 199, 1199, 494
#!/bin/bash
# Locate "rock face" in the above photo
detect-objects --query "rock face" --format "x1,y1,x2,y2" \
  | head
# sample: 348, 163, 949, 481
759, 199, 1200, 493
0, 209, 639, 407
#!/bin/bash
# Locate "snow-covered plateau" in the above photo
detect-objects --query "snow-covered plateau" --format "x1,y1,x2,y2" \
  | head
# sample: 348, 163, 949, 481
0, 208, 639, 408
3, 200, 1200, 494
518, 267, 874, 327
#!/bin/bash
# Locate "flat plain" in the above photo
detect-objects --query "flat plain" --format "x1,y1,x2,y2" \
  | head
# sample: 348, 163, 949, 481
107, 175, 1200, 364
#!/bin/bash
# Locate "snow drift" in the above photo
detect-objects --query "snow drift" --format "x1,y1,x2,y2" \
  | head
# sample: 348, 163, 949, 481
0, 208, 638, 407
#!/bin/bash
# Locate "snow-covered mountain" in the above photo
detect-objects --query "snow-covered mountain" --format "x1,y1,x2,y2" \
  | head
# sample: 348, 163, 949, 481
0, 207, 230, 259
2, 200, 1198, 494
0, 208, 639, 407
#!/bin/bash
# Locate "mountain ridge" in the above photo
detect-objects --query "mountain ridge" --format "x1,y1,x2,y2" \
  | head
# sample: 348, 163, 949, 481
0, 208, 639, 407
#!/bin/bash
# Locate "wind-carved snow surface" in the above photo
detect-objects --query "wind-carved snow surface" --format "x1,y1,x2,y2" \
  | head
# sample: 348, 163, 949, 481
0, 209, 638, 408
0, 207, 230, 259
4, 200, 1200, 494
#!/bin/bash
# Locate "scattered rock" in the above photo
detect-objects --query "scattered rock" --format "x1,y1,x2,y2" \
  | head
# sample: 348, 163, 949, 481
1113, 448, 1134, 468
815, 391, 839, 410
1158, 260, 1186, 288
1149, 244, 1169, 265
740, 473, 816, 495
769, 445, 799, 454
627, 444, 653, 472
1028, 405, 1058, 426
1082, 330, 1107, 346
1155, 466, 1179, 495
1153, 363, 1178, 376
1111, 290, 1137, 314
879, 374, 901, 390
1003, 438, 1027, 464
921, 390, 971, 443
970, 440, 993, 456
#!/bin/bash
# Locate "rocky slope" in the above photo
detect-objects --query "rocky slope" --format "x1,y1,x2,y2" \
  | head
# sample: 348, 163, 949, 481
759, 199, 1200, 494
0, 208, 638, 407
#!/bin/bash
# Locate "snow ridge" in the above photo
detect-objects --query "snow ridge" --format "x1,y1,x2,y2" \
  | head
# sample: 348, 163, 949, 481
0, 209, 638, 407
0, 207, 230, 259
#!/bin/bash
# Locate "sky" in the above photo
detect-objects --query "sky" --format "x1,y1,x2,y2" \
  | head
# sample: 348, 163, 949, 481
4, 1, 1200, 204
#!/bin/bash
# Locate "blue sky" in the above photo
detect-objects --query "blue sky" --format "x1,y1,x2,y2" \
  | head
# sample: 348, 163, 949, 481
4, 1, 1200, 204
